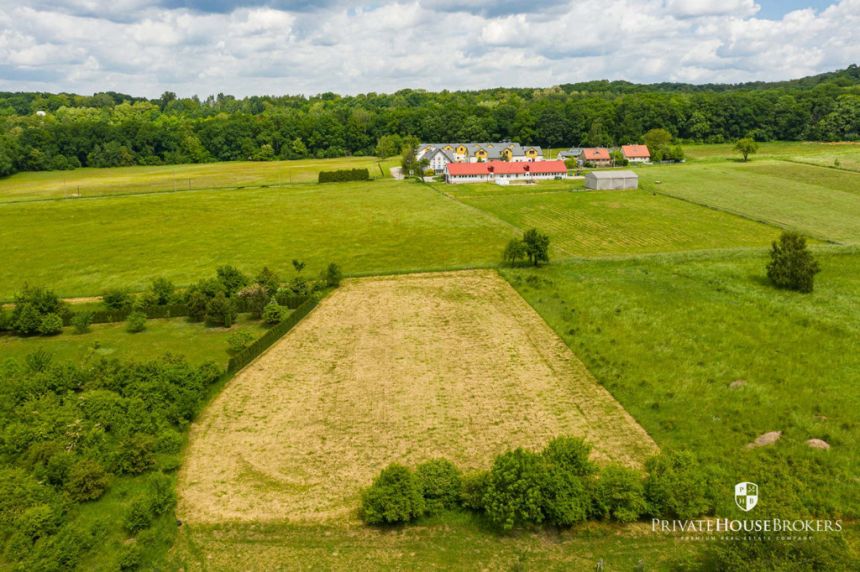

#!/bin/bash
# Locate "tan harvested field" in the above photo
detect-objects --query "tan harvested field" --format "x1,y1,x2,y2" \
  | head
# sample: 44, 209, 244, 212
178, 270, 657, 525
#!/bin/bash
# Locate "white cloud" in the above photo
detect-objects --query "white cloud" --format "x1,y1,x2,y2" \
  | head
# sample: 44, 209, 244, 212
0, 0, 857, 97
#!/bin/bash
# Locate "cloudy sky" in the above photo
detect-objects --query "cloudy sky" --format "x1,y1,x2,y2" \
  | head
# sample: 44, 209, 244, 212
0, 1, 857, 97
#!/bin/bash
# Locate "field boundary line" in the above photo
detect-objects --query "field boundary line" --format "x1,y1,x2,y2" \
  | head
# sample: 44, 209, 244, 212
418, 180, 526, 236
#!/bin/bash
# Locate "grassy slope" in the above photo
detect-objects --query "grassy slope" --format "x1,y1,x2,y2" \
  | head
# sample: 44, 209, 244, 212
501, 249, 860, 517
640, 161, 860, 243
0, 156, 399, 203
0, 314, 270, 368
0, 179, 516, 298
457, 187, 779, 258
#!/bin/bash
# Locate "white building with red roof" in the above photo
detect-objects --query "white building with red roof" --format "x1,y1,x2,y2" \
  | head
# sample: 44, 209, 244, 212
445, 160, 567, 184
621, 144, 651, 163
582, 148, 611, 167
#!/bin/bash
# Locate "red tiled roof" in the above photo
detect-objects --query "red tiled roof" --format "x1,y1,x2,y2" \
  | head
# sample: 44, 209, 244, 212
446, 162, 490, 176
583, 148, 611, 161
528, 160, 567, 174
621, 144, 650, 159
490, 161, 523, 174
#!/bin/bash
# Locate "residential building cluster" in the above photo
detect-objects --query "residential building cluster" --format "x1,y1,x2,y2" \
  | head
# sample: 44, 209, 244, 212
416, 142, 545, 174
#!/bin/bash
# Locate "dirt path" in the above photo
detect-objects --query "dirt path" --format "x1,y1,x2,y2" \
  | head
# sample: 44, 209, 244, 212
178, 270, 657, 525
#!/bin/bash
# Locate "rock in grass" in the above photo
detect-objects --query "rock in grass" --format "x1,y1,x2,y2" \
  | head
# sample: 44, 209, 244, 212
806, 438, 830, 450
747, 431, 782, 448
729, 379, 747, 389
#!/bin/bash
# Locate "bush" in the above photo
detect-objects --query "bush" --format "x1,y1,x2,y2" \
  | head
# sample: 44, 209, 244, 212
147, 473, 176, 516
71, 311, 93, 334
766, 231, 821, 293
38, 313, 64, 336
460, 471, 488, 511
227, 330, 254, 353
126, 311, 147, 333
261, 300, 285, 325
16, 503, 60, 543
149, 277, 175, 305
64, 458, 109, 502
185, 290, 209, 322
256, 266, 281, 296
644, 451, 711, 519
324, 263, 343, 288
318, 168, 370, 183
103, 289, 133, 311
124, 495, 154, 534
415, 459, 462, 514
205, 292, 237, 328
286, 276, 309, 297
590, 464, 646, 523
540, 465, 589, 527
118, 543, 143, 571
114, 435, 155, 475
237, 283, 270, 318
13, 303, 43, 335
705, 531, 857, 571
482, 448, 547, 530
216, 265, 249, 296
360, 464, 425, 525
542, 436, 595, 477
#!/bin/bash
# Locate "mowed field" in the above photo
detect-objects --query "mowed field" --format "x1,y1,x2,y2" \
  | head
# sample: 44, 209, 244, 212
642, 160, 860, 243
0, 179, 516, 299
0, 156, 398, 203
455, 186, 779, 258
178, 271, 657, 525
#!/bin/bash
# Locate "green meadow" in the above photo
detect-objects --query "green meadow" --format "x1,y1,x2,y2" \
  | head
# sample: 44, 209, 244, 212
0, 156, 399, 203
0, 179, 515, 299
0, 314, 269, 368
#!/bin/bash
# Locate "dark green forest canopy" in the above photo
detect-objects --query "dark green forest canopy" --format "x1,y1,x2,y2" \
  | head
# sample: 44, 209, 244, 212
1, 65, 858, 176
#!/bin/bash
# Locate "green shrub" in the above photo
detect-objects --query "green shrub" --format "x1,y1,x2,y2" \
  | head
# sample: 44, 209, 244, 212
540, 465, 589, 527
118, 543, 143, 571
114, 435, 156, 475
16, 503, 60, 542
415, 459, 462, 514
591, 464, 646, 523
318, 168, 370, 183
0, 308, 8, 331
126, 310, 147, 333
216, 265, 249, 296
705, 531, 857, 571
482, 448, 547, 530
262, 300, 285, 325
103, 289, 133, 311
766, 231, 821, 293
185, 290, 209, 322
644, 451, 711, 519
205, 292, 236, 328
64, 458, 109, 502
147, 473, 176, 516
542, 436, 595, 477
13, 303, 43, 335
287, 276, 309, 297
227, 330, 254, 353
256, 266, 281, 296
360, 464, 425, 525
154, 429, 183, 454
71, 311, 93, 334
460, 471, 488, 511
324, 263, 343, 288
124, 495, 154, 534
38, 313, 64, 336
149, 277, 175, 305
238, 283, 270, 318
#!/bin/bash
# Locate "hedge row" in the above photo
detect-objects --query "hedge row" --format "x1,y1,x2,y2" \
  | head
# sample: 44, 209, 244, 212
318, 168, 370, 183
60, 303, 190, 327
227, 295, 319, 373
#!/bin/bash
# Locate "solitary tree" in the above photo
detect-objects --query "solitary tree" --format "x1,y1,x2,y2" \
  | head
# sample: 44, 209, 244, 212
522, 228, 550, 267
766, 231, 820, 293
503, 238, 528, 266
734, 137, 759, 162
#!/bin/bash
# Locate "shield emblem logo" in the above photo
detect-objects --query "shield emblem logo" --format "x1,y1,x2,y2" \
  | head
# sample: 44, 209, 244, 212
735, 482, 758, 512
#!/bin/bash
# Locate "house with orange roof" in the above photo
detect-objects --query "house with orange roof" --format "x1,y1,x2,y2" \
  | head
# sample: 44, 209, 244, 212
621, 144, 651, 163
582, 147, 611, 167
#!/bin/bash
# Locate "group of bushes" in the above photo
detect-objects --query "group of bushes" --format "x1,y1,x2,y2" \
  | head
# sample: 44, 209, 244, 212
318, 168, 371, 183
1, 285, 68, 336
360, 437, 711, 530
0, 355, 221, 569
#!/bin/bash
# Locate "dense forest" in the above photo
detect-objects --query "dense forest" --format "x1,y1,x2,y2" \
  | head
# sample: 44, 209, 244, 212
1, 65, 859, 177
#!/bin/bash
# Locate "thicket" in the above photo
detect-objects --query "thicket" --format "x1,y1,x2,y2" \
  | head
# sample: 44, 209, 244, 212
1, 65, 859, 177
358, 437, 709, 530
0, 355, 221, 570
318, 168, 370, 183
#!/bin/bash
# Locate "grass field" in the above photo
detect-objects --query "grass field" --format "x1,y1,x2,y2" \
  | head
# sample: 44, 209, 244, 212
683, 141, 860, 168
0, 179, 516, 299
0, 156, 399, 203
456, 186, 779, 258
178, 271, 656, 526
501, 249, 860, 517
0, 313, 269, 367
641, 160, 860, 243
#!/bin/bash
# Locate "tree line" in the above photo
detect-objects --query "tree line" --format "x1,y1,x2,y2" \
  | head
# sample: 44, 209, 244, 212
1, 65, 859, 177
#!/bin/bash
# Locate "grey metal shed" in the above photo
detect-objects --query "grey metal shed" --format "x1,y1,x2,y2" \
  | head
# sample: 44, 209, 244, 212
585, 170, 638, 190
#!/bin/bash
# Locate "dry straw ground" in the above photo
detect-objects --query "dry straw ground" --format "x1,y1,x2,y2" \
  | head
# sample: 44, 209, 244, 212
178, 270, 657, 525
